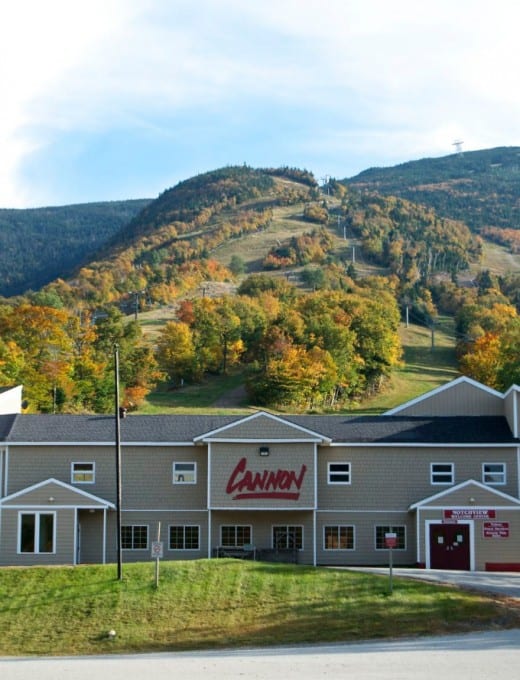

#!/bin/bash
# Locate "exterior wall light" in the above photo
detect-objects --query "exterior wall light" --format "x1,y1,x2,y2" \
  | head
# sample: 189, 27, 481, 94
259, 446, 270, 456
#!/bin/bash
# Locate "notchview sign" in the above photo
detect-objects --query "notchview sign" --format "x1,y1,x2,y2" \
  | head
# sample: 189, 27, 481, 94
226, 457, 307, 501
443, 509, 496, 520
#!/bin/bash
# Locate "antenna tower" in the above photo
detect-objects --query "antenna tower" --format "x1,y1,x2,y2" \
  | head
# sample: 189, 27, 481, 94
452, 139, 464, 155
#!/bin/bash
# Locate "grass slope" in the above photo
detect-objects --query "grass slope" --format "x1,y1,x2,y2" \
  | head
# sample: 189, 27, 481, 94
350, 318, 458, 414
1, 560, 518, 656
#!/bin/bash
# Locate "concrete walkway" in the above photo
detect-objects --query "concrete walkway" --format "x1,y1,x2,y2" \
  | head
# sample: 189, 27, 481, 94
345, 567, 520, 599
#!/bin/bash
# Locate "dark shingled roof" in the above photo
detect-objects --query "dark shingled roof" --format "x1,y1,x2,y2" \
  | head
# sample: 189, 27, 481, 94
286, 415, 516, 444
0, 413, 515, 445
0, 414, 17, 440
1, 414, 241, 443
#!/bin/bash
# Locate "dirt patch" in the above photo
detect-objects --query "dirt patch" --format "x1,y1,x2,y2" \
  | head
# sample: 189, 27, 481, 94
212, 383, 248, 407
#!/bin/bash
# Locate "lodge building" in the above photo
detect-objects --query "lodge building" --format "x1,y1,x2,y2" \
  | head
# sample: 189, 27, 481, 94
0, 376, 519, 571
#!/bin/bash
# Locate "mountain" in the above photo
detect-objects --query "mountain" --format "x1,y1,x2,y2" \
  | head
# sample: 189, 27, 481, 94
41, 166, 320, 309
344, 146, 520, 234
0, 199, 151, 297
3, 148, 519, 305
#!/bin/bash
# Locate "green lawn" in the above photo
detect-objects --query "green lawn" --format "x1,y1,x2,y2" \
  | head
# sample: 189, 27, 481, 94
0, 560, 518, 656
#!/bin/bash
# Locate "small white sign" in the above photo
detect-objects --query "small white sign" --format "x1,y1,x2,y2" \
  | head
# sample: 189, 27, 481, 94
151, 541, 164, 559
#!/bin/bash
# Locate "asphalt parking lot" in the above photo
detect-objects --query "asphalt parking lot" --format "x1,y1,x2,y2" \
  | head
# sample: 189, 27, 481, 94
345, 567, 520, 599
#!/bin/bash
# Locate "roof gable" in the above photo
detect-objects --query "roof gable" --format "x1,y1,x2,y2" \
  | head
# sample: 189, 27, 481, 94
385, 376, 504, 416
0, 478, 115, 508
194, 411, 329, 443
410, 479, 520, 510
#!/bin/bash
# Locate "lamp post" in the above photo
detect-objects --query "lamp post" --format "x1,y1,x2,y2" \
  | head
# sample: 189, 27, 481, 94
114, 344, 123, 580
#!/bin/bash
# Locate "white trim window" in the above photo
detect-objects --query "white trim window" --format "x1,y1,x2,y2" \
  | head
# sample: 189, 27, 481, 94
220, 525, 251, 547
173, 462, 197, 484
482, 462, 506, 485
71, 461, 95, 484
121, 525, 148, 550
430, 462, 454, 485
272, 525, 303, 551
324, 525, 355, 550
169, 525, 200, 550
375, 525, 406, 550
328, 462, 351, 484
19, 512, 56, 554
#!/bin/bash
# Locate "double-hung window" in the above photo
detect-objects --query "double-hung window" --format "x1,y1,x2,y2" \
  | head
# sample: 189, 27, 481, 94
328, 462, 351, 484
482, 463, 506, 485
121, 525, 148, 550
71, 462, 95, 484
430, 463, 454, 485
324, 525, 355, 550
220, 525, 251, 547
173, 462, 196, 484
169, 525, 200, 550
19, 512, 55, 554
272, 525, 303, 551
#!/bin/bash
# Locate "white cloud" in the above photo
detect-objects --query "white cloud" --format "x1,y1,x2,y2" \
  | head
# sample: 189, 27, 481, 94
1, 0, 519, 206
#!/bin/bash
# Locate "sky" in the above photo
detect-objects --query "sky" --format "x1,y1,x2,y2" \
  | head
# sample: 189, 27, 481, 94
1, 0, 519, 208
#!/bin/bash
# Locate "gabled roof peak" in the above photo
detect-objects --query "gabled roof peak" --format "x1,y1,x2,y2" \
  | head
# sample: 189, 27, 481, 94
194, 410, 331, 443
384, 376, 504, 416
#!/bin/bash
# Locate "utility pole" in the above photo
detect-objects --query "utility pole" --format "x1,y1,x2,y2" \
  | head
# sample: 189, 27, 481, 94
114, 344, 123, 581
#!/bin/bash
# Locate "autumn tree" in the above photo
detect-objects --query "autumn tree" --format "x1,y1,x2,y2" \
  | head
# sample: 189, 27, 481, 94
156, 321, 198, 384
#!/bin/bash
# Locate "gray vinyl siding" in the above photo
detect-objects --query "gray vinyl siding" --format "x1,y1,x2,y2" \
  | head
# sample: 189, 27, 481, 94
2, 482, 101, 507
121, 446, 206, 510
6, 445, 116, 502
316, 511, 416, 566
210, 510, 314, 564
116, 510, 208, 562
0, 507, 75, 566
318, 446, 519, 509
504, 389, 519, 438
396, 382, 504, 416
206, 414, 320, 440
77, 509, 105, 564
417, 508, 520, 570
210, 442, 315, 509
472, 509, 520, 569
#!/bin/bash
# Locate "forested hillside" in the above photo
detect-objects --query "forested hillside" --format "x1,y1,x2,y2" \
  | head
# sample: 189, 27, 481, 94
345, 147, 520, 252
0, 159, 518, 414
0, 199, 150, 296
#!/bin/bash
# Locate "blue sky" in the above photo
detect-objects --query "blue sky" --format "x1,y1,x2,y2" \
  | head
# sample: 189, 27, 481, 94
2, 0, 519, 208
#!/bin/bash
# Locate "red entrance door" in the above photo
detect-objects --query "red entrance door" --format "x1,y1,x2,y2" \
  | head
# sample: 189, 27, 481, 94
429, 524, 470, 570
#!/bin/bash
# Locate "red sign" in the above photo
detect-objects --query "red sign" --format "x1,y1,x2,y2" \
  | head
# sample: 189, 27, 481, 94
226, 457, 307, 501
444, 509, 496, 520
483, 521, 509, 538
385, 533, 397, 548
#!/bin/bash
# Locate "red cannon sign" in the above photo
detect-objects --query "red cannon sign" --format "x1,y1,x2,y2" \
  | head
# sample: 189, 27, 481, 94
226, 457, 307, 501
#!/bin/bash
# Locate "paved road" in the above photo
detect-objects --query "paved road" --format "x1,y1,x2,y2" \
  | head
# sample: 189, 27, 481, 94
1, 630, 519, 680
345, 567, 520, 599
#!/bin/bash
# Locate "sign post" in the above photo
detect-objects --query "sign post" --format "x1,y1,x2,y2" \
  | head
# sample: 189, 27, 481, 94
385, 532, 397, 595
151, 522, 163, 588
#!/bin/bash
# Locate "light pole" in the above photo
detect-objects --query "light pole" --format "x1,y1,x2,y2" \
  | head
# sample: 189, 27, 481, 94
114, 344, 123, 580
